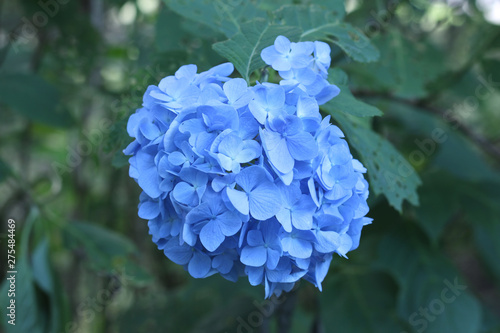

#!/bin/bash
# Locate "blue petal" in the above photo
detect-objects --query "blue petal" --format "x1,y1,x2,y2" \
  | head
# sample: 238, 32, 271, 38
261, 47, 281, 68
314, 254, 332, 292
274, 35, 291, 53
266, 248, 281, 270
266, 86, 286, 110
241, 246, 267, 267
139, 118, 161, 140
234, 165, 270, 193
335, 234, 353, 258
236, 140, 261, 163
217, 211, 242, 236
249, 101, 269, 124
172, 182, 195, 205
315, 84, 340, 105
249, 182, 281, 220
168, 151, 188, 166
212, 254, 234, 274
246, 230, 264, 247
200, 220, 225, 252
291, 195, 316, 230
287, 132, 318, 161
276, 208, 292, 232
185, 202, 211, 225
314, 231, 340, 253
247, 266, 264, 286
188, 251, 212, 278
281, 236, 312, 259
136, 149, 162, 198
164, 237, 192, 265
218, 133, 242, 158
138, 200, 160, 219
261, 129, 294, 174
226, 188, 249, 215
182, 223, 197, 246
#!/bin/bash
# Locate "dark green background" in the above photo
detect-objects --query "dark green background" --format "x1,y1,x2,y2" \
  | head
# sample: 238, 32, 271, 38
1, 0, 500, 332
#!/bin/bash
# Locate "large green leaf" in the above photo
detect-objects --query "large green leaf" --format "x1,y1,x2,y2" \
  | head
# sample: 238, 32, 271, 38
31, 238, 66, 333
0, 210, 44, 333
155, 7, 186, 52
213, 20, 301, 82
0, 73, 73, 127
0, 259, 44, 333
321, 272, 408, 332
343, 29, 445, 98
327, 68, 383, 117
381, 101, 500, 183
325, 111, 421, 212
64, 221, 136, 271
63, 221, 153, 286
377, 229, 483, 333
475, 220, 500, 283
0, 157, 12, 183
414, 172, 460, 244
274, 5, 379, 62
164, 0, 266, 38
398, 262, 482, 333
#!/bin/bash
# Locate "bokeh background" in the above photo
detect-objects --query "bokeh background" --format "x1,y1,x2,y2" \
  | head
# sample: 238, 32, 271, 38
1, 0, 500, 332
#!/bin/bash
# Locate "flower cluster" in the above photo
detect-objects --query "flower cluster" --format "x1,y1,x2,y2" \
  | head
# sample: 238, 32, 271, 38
124, 35, 372, 297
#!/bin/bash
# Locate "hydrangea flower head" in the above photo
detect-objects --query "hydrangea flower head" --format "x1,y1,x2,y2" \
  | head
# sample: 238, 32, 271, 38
124, 36, 372, 298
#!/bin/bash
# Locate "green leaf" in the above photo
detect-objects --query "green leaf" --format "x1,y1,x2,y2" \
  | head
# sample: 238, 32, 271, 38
481, 308, 500, 333
274, 5, 379, 62
326, 111, 421, 212
321, 272, 408, 332
0, 209, 44, 333
0, 73, 73, 127
164, 0, 266, 37
377, 229, 483, 333
213, 19, 301, 82
32, 238, 53, 293
0, 158, 12, 183
375, 228, 425, 287
398, 260, 482, 333
381, 101, 500, 183
327, 68, 383, 117
112, 150, 130, 168
1, 259, 44, 333
344, 29, 446, 98
300, 0, 345, 18
414, 172, 460, 244
64, 221, 136, 272
155, 7, 186, 52
473, 217, 500, 283
480, 58, 500, 93
31, 238, 66, 333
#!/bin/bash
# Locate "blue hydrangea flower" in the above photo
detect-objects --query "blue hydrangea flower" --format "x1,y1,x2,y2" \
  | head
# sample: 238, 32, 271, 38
124, 36, 371, 298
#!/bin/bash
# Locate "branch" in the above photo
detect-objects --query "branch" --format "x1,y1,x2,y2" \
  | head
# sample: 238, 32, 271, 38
422, 104, 500, 163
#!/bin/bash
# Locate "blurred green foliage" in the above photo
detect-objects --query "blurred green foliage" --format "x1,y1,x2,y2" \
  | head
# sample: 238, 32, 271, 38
1, 0, 500, 332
